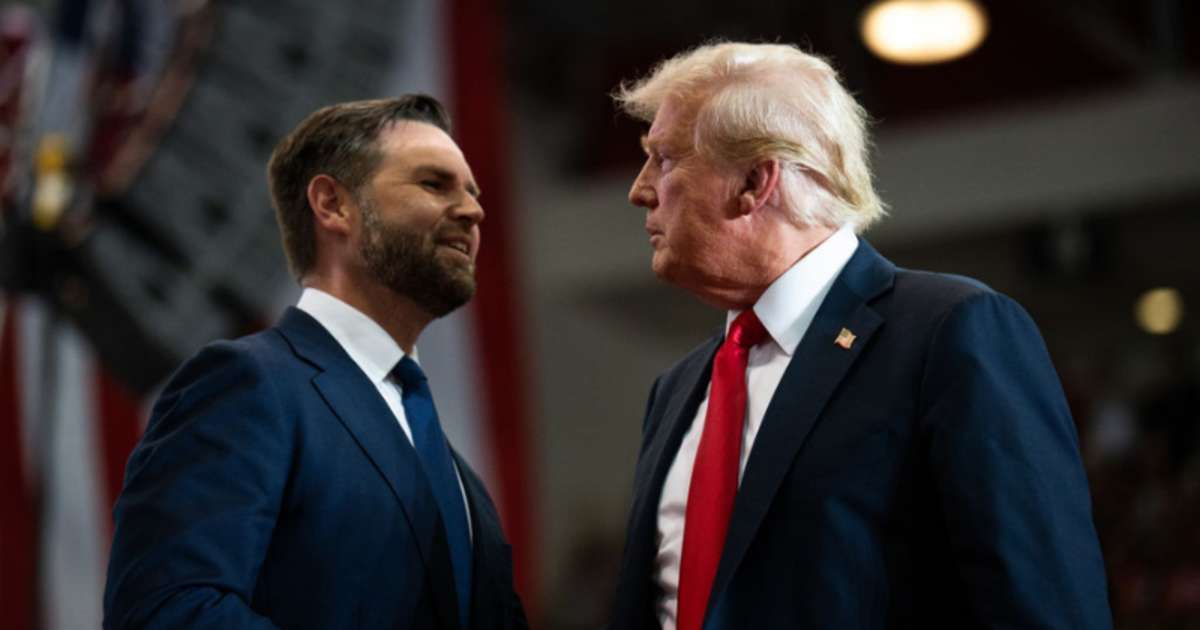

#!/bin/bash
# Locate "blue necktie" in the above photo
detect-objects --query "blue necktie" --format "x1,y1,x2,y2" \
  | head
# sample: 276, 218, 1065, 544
393, 356, 472, 627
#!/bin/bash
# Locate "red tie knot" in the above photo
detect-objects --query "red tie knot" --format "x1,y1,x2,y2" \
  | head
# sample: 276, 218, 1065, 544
728, 309, 768, 348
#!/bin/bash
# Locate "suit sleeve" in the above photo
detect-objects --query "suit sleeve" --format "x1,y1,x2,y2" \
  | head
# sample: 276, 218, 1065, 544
920, 291, 1112, 629
103, 341, 288, 629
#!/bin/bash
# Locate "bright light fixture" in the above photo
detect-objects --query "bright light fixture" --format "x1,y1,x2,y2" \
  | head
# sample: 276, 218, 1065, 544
860, 0, 989, 65
1135, 287, 1184, 335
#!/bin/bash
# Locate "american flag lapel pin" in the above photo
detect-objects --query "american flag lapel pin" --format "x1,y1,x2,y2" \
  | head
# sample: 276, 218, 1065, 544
834, 327, 856, 350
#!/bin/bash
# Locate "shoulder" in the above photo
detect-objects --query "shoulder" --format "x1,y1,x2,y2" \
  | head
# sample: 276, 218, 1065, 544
885, 268, 1033, 331
150, 327, 305, 421
900, 272, 1053, 400
892, 268, 993, 309
168, 328, 290, 384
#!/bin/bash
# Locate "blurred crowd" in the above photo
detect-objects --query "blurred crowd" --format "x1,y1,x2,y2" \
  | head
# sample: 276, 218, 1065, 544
1083, 355, 1200, 629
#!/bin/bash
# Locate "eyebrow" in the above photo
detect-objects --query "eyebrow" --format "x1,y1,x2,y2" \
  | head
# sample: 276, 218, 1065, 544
414, 165, 481, 199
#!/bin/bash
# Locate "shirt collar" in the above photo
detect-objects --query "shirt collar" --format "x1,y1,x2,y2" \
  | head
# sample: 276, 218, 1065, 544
726, 224, 859, 356
296, 288, 415, 383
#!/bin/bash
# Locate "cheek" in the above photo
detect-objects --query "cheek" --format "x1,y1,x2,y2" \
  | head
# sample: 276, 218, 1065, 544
662, 186, 707, 238
658, 178, 691, 226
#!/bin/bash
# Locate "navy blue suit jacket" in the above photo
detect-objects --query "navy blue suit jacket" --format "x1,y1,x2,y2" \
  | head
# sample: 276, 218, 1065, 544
610, 241, 1112, 629
104, 308, 526, 630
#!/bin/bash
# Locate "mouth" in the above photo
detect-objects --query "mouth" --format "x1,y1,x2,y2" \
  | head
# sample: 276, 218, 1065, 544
437, 234, 475, 261
646, 226, 664, 247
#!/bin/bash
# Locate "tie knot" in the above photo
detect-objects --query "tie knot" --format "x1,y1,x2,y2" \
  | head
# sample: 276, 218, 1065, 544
392, 356, 427, 389
728, 309, 768, 348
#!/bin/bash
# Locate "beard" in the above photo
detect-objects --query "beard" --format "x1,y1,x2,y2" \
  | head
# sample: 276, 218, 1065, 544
359, 197, 476, 318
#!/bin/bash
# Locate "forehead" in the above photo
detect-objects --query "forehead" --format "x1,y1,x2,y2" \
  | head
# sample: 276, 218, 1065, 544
376, 121, 473, 176
644, 96, 696, 149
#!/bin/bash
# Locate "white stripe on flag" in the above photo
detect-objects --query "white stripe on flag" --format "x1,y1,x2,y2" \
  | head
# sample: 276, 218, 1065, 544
384, 0, 446, 99
32, 312, 107, 630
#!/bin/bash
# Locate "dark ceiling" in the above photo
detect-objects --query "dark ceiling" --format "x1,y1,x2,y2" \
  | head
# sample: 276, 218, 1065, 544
505, 0, 1199, 176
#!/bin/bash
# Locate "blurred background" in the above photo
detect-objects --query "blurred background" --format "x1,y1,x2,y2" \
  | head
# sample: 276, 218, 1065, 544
0, 0, 1197, 628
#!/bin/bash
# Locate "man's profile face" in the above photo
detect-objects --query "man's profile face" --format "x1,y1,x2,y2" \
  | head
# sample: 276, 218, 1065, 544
628, 96, 741, 293
356, 121, 483, 317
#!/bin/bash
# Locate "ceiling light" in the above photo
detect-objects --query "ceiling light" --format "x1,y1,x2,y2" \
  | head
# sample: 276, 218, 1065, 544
860, 0, 989, 65
1135, 287, 1184, 335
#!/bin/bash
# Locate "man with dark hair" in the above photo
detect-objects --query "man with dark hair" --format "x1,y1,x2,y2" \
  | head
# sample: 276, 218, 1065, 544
104, 95, 528, 630
609, 43, 1111, 629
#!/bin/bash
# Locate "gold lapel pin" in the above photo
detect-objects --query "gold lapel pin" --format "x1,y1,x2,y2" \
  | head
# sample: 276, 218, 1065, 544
834, 327, 856, 350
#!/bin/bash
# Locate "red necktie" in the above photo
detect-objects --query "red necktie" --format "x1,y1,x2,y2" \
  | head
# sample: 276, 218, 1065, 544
677, 309, 768, 630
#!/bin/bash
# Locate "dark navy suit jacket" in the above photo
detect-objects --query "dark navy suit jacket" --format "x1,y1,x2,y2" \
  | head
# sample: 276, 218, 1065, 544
610, 241, 1112, 629
104, 308, 526, 630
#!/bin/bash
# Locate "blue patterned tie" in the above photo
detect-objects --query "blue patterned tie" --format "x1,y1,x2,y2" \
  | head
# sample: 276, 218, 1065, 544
393, 356, 472, 627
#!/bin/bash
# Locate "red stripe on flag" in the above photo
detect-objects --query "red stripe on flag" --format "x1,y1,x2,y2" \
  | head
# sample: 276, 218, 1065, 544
447, 0, 536, 609
0, 300, 37, 630
93, 366, 142, 536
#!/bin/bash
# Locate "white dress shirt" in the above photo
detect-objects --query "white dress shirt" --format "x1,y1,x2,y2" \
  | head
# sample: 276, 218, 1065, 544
653, 225, 859, 629
296, 288, 472, 537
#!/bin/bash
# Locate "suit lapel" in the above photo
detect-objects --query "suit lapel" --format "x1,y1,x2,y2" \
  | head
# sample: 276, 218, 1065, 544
629, 338, 721, 553
707, 241, 895, 614
274, 307, 461, 629
619, 337, 721, 620
453, 451, 508, 630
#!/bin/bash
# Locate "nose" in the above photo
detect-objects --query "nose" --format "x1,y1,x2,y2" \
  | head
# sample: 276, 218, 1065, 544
451, 193, 485, 228
629, 161, 658, 209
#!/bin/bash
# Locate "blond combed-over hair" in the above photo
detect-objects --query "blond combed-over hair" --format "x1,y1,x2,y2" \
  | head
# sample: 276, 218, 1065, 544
615, 42, 886, 231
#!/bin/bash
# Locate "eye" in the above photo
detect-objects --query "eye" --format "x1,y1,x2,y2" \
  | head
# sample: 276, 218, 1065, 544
421, 179, 444, 191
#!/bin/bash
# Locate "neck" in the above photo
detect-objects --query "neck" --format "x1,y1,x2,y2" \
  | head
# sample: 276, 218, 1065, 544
776, 223, 837, 277
688, 275, 770, 311
302, 269, 432, 355
693, 222, 838, 311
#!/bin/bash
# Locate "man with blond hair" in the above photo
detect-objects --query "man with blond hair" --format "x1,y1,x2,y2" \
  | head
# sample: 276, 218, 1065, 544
608, 42, 1111, 629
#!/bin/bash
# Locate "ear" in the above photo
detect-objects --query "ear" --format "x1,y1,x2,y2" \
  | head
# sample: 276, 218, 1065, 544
737, 159, 781, 216
306, 174, 354, 237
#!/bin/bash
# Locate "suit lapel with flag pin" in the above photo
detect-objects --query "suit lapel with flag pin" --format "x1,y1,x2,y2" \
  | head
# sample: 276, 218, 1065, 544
705, 243, 892, 624
835, 327, 856, 350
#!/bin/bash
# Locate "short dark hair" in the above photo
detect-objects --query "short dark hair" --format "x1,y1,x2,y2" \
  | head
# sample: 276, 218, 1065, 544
267, 94, 452, 279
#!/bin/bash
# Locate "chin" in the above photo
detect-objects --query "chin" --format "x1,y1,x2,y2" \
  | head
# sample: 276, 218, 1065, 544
650, 249, 673, 276
653, 262, 737, 309
444, 262, 476, 288
652, 259, 691, 291
650, 260, 674, 284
